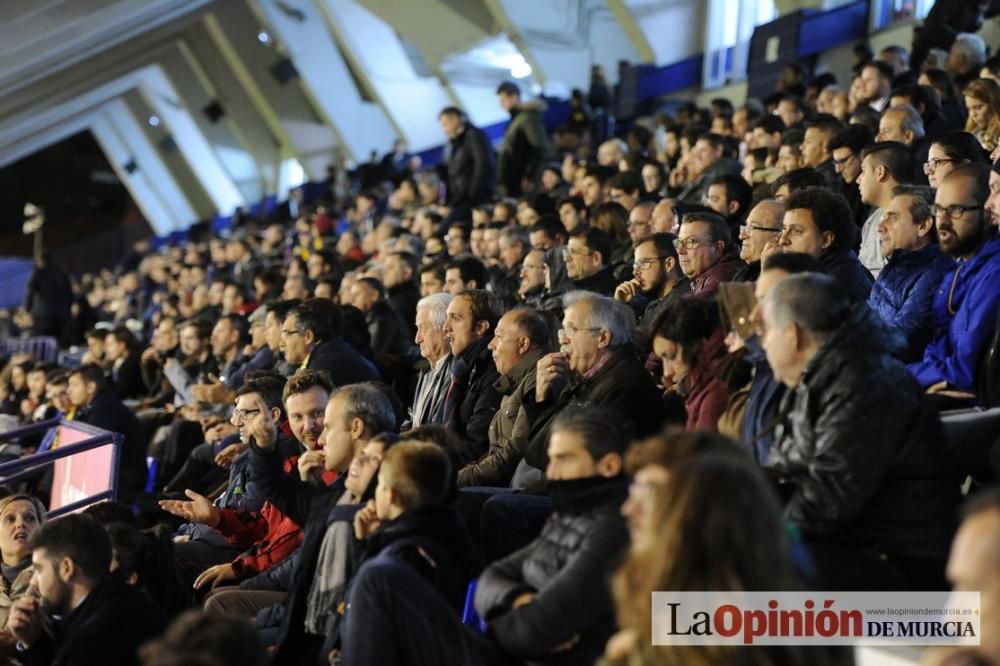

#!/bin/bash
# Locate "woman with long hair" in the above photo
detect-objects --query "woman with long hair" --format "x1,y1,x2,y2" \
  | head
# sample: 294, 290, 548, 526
591, 201, 635, 282
963, 77, 1000, 154
924, 130, 988, 188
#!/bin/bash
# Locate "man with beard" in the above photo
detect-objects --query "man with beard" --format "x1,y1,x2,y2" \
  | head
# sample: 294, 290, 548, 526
908, 164, 1000, 406
613, 233, 689, 355
8, 514, 164, 665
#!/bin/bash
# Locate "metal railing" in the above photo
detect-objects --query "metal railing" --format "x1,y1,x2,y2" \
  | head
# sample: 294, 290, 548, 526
0, 336, 59, 362
0, 418, 121, 517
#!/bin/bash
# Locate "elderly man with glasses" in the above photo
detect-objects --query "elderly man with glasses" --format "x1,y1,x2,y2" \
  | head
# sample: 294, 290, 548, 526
734, 199, 786, 283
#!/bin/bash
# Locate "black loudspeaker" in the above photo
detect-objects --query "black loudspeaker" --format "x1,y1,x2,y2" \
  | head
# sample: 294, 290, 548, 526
203, 101, 226, 123
270, 57, 299, 84
123, 159, 138, 174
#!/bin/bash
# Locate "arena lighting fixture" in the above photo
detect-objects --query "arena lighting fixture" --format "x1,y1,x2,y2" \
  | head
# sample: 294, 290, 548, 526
258, 30, 271, 44
510, 58, 532, 79
148, 115, 160, 127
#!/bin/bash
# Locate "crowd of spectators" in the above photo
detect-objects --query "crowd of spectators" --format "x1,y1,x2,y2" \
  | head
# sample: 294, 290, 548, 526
0, 17, 1000, 666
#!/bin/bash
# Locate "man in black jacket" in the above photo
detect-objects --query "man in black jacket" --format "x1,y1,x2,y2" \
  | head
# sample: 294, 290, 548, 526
760, 272, 959, 590
348, 277, 414, 360
280, 299, 379, 386
439, 107, 495, 217
24, 253, 72, 339
8, 513, 165, 665
561, 227, 617, 298
440, 290, 503, 466
383, 251, 422, 337
66, 364, 147, 505
334, 405, 630, 666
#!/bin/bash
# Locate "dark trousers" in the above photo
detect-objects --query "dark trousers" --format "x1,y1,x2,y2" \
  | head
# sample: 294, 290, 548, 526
175, 538, 242, 589
806, 539, 948, 591
165, 442, 227, 496
341, 559, 511, 666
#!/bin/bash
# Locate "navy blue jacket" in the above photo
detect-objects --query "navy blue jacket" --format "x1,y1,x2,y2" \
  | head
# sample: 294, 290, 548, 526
821, 249, 874, 304
869, 244, 954, 362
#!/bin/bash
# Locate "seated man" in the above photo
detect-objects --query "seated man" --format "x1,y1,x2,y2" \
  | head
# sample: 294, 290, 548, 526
908, 164, 1000, 402
348, 277, 414, 359
8, 514, 165, 665
338, 405, 631, 666
733, 199, 785, 283
520, 292, 663, 477
562, 227, 618, 297
281, 298, 379, 385
674, 211, 744, 297
458, 307, 553, 489
760, 273, 959, 590
868, 185, 954, 362
408, 293, 453, 428
776, 187, 874, 303
440, 290, 503, 465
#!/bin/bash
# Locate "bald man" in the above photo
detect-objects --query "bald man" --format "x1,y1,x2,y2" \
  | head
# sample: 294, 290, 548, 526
733, 199, 786, 282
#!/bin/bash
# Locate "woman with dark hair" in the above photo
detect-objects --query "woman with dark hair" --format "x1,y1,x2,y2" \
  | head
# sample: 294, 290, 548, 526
107, 522, 190, 621
925, 130, 988, 187
651, 297, 730, 431
605, 452, 836, 666
591, 201, 635, 282
919, 68, 969, 130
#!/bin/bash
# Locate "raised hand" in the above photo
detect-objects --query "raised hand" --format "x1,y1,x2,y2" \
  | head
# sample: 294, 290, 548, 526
353, 500, 381, 540
297, 449, 326, 483
535, 352, 571, 402
159, 489, 221, 527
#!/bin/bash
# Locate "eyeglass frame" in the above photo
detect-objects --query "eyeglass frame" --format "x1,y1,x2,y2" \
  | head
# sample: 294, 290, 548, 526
561, 245, 594, 258
632, 256, 669, 270
923, 157, 956, 173
231, 407, 262, 421
740, 224, 783, 236
558, 324, 602, 337
673, 236, 715, 252
930, 203, 983, 220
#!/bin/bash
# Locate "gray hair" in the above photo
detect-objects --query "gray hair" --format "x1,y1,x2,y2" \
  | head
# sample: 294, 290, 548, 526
763, 273, 850, 345
499, 225, 529, 249
331, 382, 397, 435
562, 291, 636, 350
887, 104, 925, 141
892, 184, 934, 226
952, 33, 987, 67
416, 292, 452, 330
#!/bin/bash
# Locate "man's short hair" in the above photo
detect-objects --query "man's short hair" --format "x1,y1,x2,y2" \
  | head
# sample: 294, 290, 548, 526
708, 174, 753, 218
389, 251, 420, 276
952, 33, 987, 67
416, 292, 452, 330
754, 115, 785, 136
696, 132, 726, 151
892, 184, 935, 230
886, 104, 926, 140
445, 256, 489, 290
331, 382, 397, 435
562, 291, 635, 350
761, 252, 826, 275
438, 106, 465, 120
357, 277, 387, 302
68, 363, 106, 391
569, 227, 613, 267
773, 167, 826, 194
780, 128, 805, 151
784, 187, 857, 253
419, 261, 446, 283
454, 289, 503, 334
499, 225, 530, 249
805, 114, 844, 137
606, 171, 642, 194
634, 232, 680, 263
828, 124, 874, 155
30, 513, 112, 582
290, 298, 336, 341
496, 81, 521, 97
583, 165, 616, 187
219, 314, 249, 346
531, 215, 567, 243
863, 60, 895, 82
282, 369, 334, 403
508, 307, 551, 348
764, 272, 851, 345
942, 162, 991, 206
267, 299, 301, 322
381, 440, 452, 512
860, 141, 914, 184
551, 403, 631, 462
235, 371, 287, 417
681, 211, 731, 246
556, 195, 586, 213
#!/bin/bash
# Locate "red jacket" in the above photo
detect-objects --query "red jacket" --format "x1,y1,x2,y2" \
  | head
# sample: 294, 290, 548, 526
216, 451, 338, 578
682, 328, 731, 432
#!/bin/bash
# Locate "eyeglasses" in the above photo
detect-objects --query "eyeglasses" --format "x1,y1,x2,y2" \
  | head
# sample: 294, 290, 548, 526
559, 324, 601, 337
673, 236, 713, 251
627, 220, 650, 229
832, 154, 856, 169
561, 246, 593, 258
633, 256, 667, 270
232, 408, 261, 421
740, 224, 783, 236
930, 203, 983, 220
923, 158, 956, 173
521, 263, 546, 271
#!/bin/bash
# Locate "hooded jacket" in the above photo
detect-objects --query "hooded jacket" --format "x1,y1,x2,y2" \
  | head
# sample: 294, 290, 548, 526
678, 327, 730, 431
907, 235, 1000, 393
769, 305, 959, 559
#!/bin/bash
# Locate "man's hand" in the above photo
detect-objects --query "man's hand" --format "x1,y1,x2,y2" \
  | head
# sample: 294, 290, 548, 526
141, 347, 161, 364
353, 500, 381, 540
204, 422, 237, 445
159, 489, 221, 527
760, 238, 782, 264
535, 353, 571, 402
6, 596, 41, 648
613, 279, 641, 303
511, 592, 535, 609
192, 377, 234, 405
214, 442, 247, 468
193, 563, 237, 590
245, 400, 279, 451
297, 450, 326, 483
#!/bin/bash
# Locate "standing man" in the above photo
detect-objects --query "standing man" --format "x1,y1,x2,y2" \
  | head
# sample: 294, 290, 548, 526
23, 252, 72, 340
439, 107, 495, 216
495, 81, 550, 197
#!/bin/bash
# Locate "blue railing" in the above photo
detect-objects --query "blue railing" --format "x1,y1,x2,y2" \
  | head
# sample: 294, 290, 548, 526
0, 418, 121, 518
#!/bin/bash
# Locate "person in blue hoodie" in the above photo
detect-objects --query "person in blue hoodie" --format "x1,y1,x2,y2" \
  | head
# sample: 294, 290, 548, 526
869, 185, 955, 362
907, 164, 1000, 402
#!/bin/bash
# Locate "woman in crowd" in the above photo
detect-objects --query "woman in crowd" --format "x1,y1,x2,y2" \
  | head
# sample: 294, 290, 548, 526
0, 494, 46, 658
107, 522, 189, 621
651, 297, 730, 431
924, 130, 988, 187
963, 77, 1000, 154
591, 202, 635, 282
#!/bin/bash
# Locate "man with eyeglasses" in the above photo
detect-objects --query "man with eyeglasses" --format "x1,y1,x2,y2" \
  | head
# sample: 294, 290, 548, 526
674, 211, 745, 297
562, 227, 618, 297
614, 233, 688, 354
281, 299, 379, 386
734, 199, 786, 283
908, 164, 1000, 408
518, 249, 549, 309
